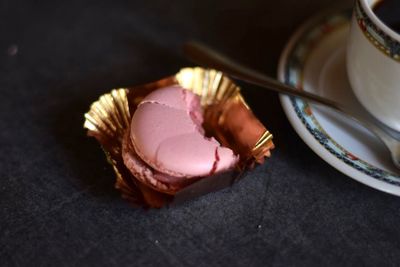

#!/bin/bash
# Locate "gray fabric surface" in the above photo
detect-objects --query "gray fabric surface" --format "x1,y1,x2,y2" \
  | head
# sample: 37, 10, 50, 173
1, 0, 400, 266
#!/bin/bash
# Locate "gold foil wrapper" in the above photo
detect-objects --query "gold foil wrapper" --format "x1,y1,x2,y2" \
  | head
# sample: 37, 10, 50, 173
84, 67, 274, 208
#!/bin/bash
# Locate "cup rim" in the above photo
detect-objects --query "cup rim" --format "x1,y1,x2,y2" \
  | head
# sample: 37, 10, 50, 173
360, 0, 400, 41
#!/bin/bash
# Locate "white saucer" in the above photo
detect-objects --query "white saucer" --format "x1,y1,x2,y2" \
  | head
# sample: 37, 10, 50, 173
278, 10, 400, 195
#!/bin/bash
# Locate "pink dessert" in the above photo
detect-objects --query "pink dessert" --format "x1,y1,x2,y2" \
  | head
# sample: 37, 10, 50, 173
123, 85, 239, 192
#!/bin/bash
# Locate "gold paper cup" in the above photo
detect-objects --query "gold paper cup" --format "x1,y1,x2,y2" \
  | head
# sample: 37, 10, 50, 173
84, 67, 274, 208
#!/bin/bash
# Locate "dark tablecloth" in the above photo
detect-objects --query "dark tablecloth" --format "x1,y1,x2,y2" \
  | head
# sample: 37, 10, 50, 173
2, 0, 400, 266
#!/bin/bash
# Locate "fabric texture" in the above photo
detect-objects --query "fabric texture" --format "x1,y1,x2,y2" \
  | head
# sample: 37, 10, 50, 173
2, 0, 400, 266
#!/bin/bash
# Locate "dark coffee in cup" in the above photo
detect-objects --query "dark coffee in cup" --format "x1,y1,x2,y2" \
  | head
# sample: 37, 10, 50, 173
373, 0, 400, 34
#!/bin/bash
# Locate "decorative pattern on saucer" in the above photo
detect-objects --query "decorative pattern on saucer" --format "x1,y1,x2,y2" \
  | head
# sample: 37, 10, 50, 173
283, 11, 400, 184
354, 0, 400, 61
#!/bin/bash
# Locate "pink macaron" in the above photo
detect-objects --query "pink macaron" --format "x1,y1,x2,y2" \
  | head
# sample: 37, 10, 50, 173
127, 85, 238, 183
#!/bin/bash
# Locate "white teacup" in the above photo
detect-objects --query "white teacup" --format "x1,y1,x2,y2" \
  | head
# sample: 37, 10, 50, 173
347, 0, 400, 132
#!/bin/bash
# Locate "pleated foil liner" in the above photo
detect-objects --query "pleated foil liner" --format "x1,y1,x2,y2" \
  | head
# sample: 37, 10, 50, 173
84, 67, 274, 208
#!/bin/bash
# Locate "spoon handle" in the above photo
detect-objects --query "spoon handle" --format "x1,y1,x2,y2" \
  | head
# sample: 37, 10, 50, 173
183, 41, 343, 110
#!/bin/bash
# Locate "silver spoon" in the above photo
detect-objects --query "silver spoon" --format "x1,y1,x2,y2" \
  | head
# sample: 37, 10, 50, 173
183, 42, 400, 169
